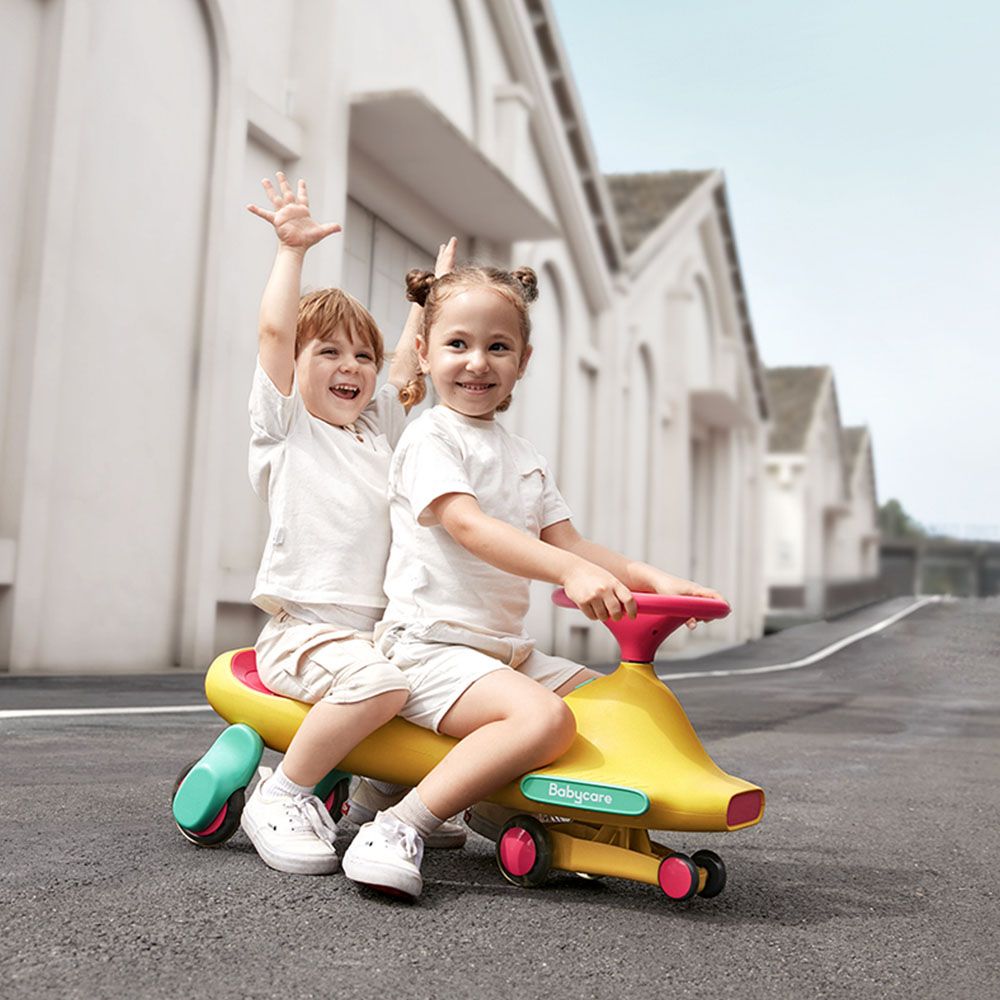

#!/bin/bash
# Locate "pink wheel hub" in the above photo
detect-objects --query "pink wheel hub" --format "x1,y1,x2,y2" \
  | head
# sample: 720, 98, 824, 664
499, 827, 538, 877
658, 855, 696, 899
193, 803, 228, 837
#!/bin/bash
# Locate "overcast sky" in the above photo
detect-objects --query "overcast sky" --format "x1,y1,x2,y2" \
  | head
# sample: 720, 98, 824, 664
551, 0, 999, 537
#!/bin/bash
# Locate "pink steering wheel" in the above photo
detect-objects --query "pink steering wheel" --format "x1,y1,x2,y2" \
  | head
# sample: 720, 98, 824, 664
552, 589, 730, 663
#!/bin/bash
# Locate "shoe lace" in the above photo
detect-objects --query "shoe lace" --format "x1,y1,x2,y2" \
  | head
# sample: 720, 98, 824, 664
375, 815, 422, 861
283, 793, 339, 846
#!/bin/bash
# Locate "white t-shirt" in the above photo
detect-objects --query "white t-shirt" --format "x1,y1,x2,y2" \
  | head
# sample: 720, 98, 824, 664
378, 405, 572, 640
249, 360, 407, 620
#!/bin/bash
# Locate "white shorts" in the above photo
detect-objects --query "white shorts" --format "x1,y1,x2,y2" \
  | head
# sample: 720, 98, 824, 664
255, 611, 409, 705
378, 621, 586, 733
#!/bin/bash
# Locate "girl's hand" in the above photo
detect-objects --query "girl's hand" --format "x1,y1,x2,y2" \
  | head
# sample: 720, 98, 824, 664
435, 237, 458, 278
639, 571, 726, 629
563, 562, 637, 622
247, 172, 341, 250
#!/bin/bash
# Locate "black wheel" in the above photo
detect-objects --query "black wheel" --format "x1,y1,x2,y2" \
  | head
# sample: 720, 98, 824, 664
692, 849, 727, 898
657, 852, 699, 901
496, 815, 553, 888
172, 761, 245, 847
323, 777, 351, 821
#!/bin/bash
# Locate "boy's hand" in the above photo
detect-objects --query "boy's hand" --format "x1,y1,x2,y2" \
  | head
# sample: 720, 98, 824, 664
563, 562, 637, 622
247, 172, 341, 250
435, 237, 458, 277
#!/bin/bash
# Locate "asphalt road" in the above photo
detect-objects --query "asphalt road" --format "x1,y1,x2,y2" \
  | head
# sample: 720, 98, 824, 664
1, 597, 998, 999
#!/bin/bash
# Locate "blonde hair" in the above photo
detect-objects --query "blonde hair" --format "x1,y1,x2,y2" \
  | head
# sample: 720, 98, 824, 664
296, 289, 425, 408
404, 265, 538, 412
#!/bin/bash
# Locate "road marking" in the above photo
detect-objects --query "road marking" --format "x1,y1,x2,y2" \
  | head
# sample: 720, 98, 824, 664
659, 595, 943, 681
0, 597, 946, 718
0, 704, 214, 720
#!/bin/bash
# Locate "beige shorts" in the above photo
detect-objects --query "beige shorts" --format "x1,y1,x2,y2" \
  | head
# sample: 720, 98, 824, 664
255, 611, 409, 705
378, 621, 586, 733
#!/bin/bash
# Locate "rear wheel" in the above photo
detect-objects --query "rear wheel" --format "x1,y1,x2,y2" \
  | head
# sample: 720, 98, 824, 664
323, 777, 351, 822
172, 761, 245, 847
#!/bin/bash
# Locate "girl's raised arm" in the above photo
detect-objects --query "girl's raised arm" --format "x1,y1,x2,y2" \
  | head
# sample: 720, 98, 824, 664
247, 173, 341, 394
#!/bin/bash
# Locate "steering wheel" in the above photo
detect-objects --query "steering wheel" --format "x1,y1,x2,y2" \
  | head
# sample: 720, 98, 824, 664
552, 589, 730, 663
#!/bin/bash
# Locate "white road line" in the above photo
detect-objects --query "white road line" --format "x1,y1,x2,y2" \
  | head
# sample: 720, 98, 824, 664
0, 704, 214, 720
659, 595, 943, 681
0, 597, 946, 719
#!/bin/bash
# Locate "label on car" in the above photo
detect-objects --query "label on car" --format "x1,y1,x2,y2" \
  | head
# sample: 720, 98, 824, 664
519, 775, 649, 816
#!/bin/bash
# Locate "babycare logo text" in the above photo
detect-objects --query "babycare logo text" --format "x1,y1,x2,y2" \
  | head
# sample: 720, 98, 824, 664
547, 781, 613, 808
520, 774, 649, 816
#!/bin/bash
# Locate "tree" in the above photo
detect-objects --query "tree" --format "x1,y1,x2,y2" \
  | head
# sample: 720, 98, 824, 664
878, 498, 927, 539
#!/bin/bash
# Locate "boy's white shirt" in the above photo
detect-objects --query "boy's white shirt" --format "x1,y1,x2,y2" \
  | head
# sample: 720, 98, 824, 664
249, 359, 407, 623
378, 404, 572, 642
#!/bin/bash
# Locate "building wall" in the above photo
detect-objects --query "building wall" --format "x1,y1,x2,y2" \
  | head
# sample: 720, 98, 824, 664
832, 440, 879, 580
764, 386, 879, 619
0, 0, 766, 673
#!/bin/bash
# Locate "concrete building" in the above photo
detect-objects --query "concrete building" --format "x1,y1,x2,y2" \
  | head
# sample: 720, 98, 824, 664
1, 0, 767, 673
762, 367, 880, 625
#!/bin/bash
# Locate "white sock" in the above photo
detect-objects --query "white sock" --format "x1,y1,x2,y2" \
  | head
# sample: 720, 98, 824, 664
265, 763, 314, 799
387, 789, 444, 841
368, 779, 408, 796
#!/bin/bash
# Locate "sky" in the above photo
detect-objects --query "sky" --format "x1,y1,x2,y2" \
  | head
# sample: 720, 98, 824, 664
551, 0, 999, 537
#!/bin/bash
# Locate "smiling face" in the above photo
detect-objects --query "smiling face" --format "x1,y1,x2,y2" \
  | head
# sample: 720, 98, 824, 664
418, 286, 532, 420
295, 328, 378, 426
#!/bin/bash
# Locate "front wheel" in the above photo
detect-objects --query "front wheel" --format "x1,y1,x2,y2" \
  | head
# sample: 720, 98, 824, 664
657, 853, 699, 901
692, 849, 727, 898
496, 815, 553, 888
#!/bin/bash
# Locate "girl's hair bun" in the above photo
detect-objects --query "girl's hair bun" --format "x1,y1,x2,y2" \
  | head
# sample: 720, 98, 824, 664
405, 269, 436, 307
510, 266, 538, 303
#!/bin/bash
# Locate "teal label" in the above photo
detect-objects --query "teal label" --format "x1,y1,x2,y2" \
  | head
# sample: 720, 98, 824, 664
520, 775, 649, 816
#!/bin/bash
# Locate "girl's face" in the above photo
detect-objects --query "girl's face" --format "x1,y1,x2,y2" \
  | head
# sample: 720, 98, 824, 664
418, 287, 532, 420
295, 327, 378, 426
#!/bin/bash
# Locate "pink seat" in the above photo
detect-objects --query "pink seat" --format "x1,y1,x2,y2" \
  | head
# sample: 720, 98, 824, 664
230, 648, 279, 696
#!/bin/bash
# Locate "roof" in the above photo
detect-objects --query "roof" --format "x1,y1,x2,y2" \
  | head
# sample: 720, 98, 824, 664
765, 366, 831, 452
604, 171, 713, 253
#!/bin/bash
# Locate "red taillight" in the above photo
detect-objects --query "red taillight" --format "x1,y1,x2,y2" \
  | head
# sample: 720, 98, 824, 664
727, 790, 764, 827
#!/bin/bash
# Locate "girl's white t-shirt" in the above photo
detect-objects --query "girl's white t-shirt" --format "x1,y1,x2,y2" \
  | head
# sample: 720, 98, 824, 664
378, 405, 572, 640
249, 360, 406, 619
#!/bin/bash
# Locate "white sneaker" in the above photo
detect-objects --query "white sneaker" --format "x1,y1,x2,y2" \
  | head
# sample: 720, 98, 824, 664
344, 778, 467, 849
240, 767, 340, 875
465, 802, 568, 841
342, 810, 424, 899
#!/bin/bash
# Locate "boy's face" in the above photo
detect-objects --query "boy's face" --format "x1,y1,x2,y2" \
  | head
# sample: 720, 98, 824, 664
418, 287, 531, 420
295, 328, 378, 427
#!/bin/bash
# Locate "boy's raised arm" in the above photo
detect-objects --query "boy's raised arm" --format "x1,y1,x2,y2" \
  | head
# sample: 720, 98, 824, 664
247, 172, 341, 395
388, 237, 457, 405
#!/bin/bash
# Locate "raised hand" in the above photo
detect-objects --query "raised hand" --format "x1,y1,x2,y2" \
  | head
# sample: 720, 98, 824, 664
247, 172, 341, 251
434, 236, 458, 278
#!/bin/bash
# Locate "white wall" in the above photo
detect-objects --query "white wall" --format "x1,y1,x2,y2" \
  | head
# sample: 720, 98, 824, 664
0, 0, 768, 672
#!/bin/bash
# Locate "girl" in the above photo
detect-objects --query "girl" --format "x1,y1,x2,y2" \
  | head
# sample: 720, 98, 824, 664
240, 173, 463, 877
341, 264, 723, 898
